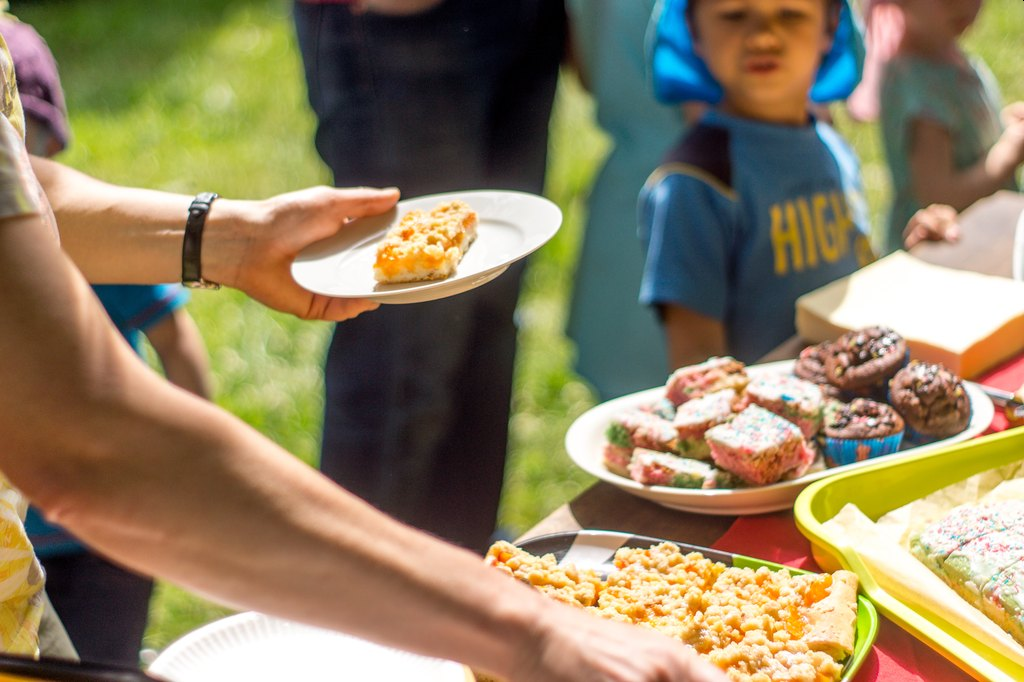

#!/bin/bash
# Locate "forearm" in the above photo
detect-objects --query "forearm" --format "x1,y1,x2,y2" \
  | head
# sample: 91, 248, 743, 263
33, 155, 396, 321
662, 304, 727, 369
913, 140, 1021, 210
908, 117, 1023, 212
0, 210, 539, 676
31, 155, 256, 286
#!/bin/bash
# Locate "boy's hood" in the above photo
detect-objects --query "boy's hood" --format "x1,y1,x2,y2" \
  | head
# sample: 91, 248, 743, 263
648, 0, 865, 105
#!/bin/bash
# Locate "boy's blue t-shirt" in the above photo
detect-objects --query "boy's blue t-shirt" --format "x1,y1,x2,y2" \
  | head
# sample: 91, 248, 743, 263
25, 284, 189, 557
639, 109, 875, 363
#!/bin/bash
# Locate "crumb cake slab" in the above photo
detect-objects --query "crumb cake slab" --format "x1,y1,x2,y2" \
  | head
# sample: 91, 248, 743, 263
498, 530, 877, 682
292, 190, 561, 304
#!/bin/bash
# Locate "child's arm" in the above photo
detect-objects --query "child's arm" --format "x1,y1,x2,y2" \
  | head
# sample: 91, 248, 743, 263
908, 103, 1024, 211
144, 308, 212, 399
662, 304, 727, 369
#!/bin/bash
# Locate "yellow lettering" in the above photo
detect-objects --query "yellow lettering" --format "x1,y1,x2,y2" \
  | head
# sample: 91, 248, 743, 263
796, 197, 818, 269
813, 193, 839, 262
770, 202, 803, 275
830, 192, 851, 259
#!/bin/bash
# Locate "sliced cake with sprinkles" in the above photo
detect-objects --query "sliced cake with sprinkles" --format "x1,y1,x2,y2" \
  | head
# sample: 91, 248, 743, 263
671, 388, 738, 460
628, 449, 716, 488
910, 500, 1024, 574
704, 405, 815, 486
740, 374, 824, 439
665, 356, 749, 406
605, 409, 681, 455
911, 501, 1024, 646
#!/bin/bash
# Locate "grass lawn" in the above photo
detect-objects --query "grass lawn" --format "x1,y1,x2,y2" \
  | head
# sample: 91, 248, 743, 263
10, 0, 1023, 659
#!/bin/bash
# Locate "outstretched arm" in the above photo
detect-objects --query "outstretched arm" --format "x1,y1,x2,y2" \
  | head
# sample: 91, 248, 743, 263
0, 207, 724, 682
31, 155, 395, 321
908, 106, 1024, 212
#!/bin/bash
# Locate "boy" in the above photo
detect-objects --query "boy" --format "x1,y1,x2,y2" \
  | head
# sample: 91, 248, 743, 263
640, 0, 874, 368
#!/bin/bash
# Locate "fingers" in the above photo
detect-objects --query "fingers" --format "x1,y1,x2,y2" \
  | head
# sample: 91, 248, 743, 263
903, 203, 960, 249
327, 186, 401, 221
1002, 101, 1024, 126
316, 295, 380, 322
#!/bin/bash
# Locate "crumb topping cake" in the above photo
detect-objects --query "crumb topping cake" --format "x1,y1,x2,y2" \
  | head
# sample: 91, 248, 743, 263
486, 541, 859, 681
373, 199, 478, 283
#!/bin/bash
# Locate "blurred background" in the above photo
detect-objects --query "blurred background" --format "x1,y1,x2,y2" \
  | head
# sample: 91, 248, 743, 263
9, 0, 1022, 655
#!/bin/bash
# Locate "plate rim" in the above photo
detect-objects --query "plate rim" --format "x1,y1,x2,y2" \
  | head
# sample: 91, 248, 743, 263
564, 360, 993, 515
146, 611, 470, 681
290, 189, 562, 304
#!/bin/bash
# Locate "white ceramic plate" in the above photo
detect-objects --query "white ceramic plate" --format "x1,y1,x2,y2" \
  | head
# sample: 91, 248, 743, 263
291, 190, 562, 304
565, 360, 993, 515
147, 612, 471, 682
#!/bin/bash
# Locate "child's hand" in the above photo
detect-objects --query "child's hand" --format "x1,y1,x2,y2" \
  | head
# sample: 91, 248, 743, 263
998, 102, 1024, 165
902, 204, 960, 249
1000, 102, 1024, 128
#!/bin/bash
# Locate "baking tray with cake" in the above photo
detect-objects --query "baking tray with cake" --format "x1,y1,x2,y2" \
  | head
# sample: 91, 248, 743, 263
795, 428, 1024, 681
565, 328, 993, 515
486, 530, 878, 682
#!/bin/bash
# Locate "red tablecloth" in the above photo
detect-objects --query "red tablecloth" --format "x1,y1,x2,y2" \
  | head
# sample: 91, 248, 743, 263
709, 353, 1024, 682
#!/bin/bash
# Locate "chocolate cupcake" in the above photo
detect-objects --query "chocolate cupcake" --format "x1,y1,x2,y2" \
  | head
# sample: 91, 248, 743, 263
793, 341, 843, 398
824, 326, 907, 394
889, 361, 971, 441
823, 398, 905, 466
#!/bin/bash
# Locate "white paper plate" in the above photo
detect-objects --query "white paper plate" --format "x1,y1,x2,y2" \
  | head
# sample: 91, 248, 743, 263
291, 189, 561, 304
565, 360, 993, 515
147, 612, 471, 682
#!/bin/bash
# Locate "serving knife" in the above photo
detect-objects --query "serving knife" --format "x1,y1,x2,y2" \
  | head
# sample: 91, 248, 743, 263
978, 385, 1024, 421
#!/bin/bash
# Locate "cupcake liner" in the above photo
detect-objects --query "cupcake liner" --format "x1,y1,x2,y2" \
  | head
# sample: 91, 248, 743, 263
824, 431, 904, 467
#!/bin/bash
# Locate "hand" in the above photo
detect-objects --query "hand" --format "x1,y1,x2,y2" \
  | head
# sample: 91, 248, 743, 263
998, 102, 1024, 166
503, 600, 728, 682
208, 185, 401, 322
902, 203, 960, 250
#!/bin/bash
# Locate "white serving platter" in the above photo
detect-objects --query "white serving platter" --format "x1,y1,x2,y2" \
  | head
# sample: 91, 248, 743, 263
565, 360, 992, 515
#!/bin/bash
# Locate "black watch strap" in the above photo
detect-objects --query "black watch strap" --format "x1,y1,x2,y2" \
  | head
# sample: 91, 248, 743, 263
182, 192, 220, 289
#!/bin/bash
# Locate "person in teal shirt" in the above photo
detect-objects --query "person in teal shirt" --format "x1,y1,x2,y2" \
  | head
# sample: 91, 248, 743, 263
565, 0, 687, 399
879, 0, 1023, 255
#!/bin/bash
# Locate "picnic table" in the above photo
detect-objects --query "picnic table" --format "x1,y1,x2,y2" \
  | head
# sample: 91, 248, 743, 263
519, 191, 1024, 681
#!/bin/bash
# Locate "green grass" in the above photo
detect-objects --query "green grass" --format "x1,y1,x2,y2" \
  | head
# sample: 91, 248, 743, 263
9, 0, 1022, 657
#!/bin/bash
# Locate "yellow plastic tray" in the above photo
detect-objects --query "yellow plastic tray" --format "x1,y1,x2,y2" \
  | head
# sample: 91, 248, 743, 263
794, 428, 1024, 681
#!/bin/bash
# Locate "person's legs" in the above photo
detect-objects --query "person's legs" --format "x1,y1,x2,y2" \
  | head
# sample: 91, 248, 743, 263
40, 552, 153, 667
295, 0, 564, 551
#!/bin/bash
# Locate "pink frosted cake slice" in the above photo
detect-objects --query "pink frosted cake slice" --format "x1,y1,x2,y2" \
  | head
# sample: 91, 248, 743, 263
605, 409, 681, 455
671, 389, 737, 460
665, 356, 749, 406
704, 405, 814, 486
740, 374, 824, 439
628, 448, 716, 488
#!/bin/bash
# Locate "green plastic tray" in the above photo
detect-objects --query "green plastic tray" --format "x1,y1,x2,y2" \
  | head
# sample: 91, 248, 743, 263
795, 428, 1024, 681
519, 530, 877, 681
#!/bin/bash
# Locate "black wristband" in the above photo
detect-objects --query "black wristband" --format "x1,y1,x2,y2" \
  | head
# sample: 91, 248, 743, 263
181, 192, 220, 289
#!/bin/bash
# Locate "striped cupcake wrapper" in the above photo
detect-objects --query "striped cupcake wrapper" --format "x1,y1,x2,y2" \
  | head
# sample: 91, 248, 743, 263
824, 431, 904, 467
